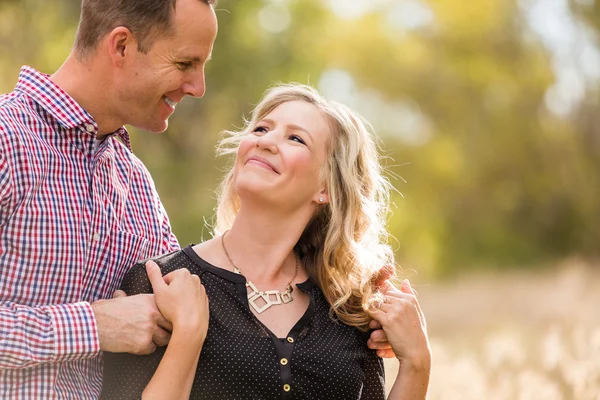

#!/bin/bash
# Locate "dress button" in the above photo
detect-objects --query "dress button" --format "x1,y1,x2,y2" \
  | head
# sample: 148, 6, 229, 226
280, 358, 288, 365
85, 124, 95, 132
287, 337, 294, 343
283, 384, 291, 392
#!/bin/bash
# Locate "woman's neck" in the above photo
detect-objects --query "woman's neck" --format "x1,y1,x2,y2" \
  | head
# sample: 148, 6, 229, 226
223, 203, 312, 285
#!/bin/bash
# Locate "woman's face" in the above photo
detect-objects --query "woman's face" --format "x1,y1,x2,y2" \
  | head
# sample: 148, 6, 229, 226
233, 100, 332, 210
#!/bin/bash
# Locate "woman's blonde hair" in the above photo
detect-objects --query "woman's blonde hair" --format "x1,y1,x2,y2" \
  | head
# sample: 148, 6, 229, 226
214, 83, 394, 330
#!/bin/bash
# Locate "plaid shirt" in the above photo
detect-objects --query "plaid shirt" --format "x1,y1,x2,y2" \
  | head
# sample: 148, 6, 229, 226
0, 66, 179, 399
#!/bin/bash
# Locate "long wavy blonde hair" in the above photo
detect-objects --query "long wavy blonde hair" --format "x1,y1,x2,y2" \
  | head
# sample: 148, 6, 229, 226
214, 84, 394, 331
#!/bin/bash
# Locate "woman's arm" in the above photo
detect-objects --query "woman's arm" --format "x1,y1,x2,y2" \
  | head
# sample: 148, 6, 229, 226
386, 356, 431, 400
141, 261, 209, 400
368, 280, 431, 400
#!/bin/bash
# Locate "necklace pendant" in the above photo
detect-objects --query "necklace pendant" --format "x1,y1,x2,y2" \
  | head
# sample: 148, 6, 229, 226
280, 287, 293, 304
248, 291, 273, 314
246, 281, 259, 299
264, 290, 282, 305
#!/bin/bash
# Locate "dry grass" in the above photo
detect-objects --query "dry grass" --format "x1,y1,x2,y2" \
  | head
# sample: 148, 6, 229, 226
384, 259, 600, 400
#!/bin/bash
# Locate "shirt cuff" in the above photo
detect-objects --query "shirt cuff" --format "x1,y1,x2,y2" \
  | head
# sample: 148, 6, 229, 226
47, 302, 100, 362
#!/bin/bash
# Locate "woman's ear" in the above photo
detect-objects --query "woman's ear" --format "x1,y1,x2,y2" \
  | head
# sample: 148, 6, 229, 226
314, 190, 329, 205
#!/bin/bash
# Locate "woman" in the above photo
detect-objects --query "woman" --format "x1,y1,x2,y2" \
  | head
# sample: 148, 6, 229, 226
101, 84, 431, 399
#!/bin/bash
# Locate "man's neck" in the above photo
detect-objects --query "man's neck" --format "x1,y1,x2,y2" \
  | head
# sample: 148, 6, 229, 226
50, 53, 122, 138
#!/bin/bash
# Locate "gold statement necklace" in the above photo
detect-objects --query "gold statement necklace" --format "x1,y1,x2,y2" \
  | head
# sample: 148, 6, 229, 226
221, 230, 299, 314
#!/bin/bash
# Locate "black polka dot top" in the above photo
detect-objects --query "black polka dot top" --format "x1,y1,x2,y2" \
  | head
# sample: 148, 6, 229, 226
100, 246, 385, 400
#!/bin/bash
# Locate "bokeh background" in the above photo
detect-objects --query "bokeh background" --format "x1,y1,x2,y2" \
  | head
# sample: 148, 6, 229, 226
1, 0, 599, 398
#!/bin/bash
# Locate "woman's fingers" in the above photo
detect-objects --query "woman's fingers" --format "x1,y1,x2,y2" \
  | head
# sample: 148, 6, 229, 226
380, 281, 426, 322
400, 279, 415, 295
372, 264, 395, 289
146, 261, 166, 292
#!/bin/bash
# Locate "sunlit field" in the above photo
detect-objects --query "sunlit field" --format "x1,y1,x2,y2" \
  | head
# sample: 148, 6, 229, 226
384, 260, 600, 400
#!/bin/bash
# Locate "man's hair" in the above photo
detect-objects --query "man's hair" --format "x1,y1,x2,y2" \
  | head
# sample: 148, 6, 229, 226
74, 0, 215, 58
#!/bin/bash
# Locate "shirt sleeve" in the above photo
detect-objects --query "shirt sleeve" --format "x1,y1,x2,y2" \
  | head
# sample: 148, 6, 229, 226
0, 137, 100, 369
0, 143, 12, 227
0, 301, 100, 369
360, 347, 386, 400
157, 194, 179, 253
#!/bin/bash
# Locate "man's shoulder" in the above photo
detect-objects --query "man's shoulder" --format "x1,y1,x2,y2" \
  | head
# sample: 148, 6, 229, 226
0, 89, 39, 140
0, 88, 32, 118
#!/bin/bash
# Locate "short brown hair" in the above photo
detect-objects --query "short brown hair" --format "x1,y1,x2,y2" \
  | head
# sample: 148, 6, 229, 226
74, 0, 215, 57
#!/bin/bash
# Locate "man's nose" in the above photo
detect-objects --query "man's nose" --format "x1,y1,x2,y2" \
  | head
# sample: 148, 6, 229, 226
182, 70, 206, 98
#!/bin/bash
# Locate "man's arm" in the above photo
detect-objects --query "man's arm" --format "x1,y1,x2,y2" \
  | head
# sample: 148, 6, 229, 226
0, 294, 173, 369
0, 144, 100, 368
0, 302, 99, 369
0, 149, 169, 368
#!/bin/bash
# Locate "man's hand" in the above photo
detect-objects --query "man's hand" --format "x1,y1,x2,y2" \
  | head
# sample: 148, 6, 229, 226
92, 290, 172, 355
368, 264, 397, 358
368, 319, 396, 358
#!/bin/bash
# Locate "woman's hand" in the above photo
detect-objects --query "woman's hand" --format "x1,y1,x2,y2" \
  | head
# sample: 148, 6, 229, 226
146, 261, 209, 342
142, 261, 209, 399
368, 280, 430, 372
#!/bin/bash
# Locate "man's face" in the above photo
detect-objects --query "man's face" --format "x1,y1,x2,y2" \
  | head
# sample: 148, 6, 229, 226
117, 0, 218, 133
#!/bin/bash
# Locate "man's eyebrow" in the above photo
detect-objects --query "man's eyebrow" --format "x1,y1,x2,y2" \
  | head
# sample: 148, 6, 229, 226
179, 54, 212, 63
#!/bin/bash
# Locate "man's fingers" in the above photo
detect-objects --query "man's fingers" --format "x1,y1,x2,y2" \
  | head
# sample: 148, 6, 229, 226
112, 290, 127, 298
156, 313, 173, 333
146, 261, 165, 292
138, 341, 157, 356
367, 338, 392, 350
152, 327, 172, 347
369, 319, 382, 330
369, 328, 388, 343
376, 348, 396, 358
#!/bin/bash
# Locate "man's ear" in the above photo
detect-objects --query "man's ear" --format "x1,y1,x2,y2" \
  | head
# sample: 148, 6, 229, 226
106, 27, 137, 67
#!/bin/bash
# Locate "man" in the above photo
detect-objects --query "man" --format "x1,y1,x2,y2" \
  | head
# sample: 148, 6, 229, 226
0, 0, 217, 397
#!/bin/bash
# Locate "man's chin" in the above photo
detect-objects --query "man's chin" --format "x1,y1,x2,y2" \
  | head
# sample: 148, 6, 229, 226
134, 119, 169, 134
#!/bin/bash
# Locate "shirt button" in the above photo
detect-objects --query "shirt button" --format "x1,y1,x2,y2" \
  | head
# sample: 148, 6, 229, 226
287, 337, 294, 343
92, 232, 100, 242
280, 358, 288, 365
283, 384, 291, 392
85, 124, 95, 132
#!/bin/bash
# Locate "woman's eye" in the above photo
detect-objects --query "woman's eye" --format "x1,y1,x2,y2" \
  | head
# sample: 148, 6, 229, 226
290, 135, 306, 145
252, 126, 268, 134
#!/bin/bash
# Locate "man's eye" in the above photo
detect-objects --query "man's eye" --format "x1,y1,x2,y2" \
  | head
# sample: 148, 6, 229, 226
176, 62, 193, 70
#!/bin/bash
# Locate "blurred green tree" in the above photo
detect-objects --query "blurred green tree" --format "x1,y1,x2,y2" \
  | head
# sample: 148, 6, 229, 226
1, 0, 597, 277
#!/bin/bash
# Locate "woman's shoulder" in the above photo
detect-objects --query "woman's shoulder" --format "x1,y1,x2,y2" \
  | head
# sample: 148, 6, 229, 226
120, 248, 203, 295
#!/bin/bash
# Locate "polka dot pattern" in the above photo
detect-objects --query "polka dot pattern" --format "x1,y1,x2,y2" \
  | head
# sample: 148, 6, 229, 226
100, 246, 385, 399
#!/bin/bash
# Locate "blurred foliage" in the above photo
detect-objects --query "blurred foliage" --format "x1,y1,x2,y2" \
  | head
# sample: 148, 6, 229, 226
1, 0, 598, 278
